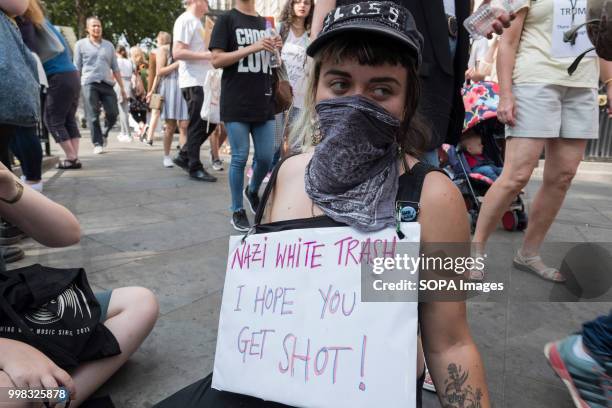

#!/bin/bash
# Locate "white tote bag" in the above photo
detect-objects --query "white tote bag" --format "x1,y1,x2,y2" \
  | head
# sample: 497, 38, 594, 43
201, 68, 222, 131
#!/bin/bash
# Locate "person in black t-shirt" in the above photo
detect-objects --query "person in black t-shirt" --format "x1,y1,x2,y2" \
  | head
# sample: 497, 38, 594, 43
210, 0, 281, 232
0, 161, 159, 406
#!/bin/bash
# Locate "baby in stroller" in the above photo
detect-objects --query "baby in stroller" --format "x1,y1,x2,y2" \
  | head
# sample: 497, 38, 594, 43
461, 130, 502, 181
442, 81, 527, 233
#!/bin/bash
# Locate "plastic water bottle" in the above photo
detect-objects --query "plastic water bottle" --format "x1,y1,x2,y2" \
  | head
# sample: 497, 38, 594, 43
464, 0, 527, 39
265, 19, 282, 69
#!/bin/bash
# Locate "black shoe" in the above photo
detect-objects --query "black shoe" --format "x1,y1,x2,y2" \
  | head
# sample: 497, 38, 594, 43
243, 186, 260, 215
0, 223, 24, 245
172, 154, 189, 171
1, 246, 25, 264
231, 210, 250, 232
189, 169, 217, 182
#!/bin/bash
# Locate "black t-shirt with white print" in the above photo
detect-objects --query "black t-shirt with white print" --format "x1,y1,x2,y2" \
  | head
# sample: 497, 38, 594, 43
209, 9, 275, 123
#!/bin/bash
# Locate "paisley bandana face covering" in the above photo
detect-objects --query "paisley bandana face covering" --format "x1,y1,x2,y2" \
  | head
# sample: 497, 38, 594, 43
304, 94, 401, 231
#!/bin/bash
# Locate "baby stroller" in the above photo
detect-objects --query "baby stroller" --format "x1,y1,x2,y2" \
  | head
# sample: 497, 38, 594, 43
442, 81, 528, 233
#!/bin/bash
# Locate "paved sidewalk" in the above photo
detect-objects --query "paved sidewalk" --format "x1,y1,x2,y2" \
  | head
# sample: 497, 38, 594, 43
11, 133, 612, 407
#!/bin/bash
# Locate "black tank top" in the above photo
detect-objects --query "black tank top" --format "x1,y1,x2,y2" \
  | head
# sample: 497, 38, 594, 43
244, 155, 441, 408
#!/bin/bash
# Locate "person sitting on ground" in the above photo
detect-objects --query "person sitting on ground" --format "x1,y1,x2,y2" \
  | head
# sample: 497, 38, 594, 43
0, 163, 159, 407
263, 3, 491, 407
461, 132, 502, 181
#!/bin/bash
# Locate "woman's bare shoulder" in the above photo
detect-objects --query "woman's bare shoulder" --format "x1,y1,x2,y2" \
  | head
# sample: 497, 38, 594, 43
420, 169, 469, 243
268, 153, 314, 222
276, 153, 312, 182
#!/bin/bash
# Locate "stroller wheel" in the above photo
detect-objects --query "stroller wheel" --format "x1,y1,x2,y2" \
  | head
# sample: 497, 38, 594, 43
502, 210, 518, 231
516, 210, 528, 231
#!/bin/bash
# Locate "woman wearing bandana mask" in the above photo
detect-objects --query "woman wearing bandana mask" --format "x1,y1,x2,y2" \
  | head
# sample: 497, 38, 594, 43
257, 3, 492, 407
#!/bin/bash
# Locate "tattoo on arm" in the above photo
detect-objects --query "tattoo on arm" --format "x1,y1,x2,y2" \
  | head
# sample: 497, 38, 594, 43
440, 363, 483, 408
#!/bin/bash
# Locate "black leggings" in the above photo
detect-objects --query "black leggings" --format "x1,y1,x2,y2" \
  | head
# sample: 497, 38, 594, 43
11, 126, 42, 181
0, 125, 13, 170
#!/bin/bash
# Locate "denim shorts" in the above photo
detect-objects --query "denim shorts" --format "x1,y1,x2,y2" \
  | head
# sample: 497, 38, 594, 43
95, 290, 113, 322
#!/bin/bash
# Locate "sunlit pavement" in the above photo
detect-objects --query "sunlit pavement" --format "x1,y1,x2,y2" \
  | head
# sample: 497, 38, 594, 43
11, 132, 612, 407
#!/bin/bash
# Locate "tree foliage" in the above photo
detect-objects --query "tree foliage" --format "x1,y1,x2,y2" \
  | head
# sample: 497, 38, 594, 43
43, 0, 184, 45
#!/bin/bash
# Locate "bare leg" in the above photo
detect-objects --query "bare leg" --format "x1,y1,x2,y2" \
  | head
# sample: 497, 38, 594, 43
146, 109, 161, 143
68, 287, 158, 407
417, 335, 425, 378
210, 127, 220, 161
71, 138, 80, 160
163, 120, 177, 157
59, 141, 77, 161
178, 120, 188, 148
521, 138, 586, 256
218, 123, 227, 150
472, 137, 545, 250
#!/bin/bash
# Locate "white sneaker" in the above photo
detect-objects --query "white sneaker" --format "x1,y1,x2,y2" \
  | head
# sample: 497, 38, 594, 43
117, 134, 132, 143
21, 176, 43, 193
93, 146, 104, 155
28, 181, 43, 193
212, 159, 224, 171
163, 156, 174, 168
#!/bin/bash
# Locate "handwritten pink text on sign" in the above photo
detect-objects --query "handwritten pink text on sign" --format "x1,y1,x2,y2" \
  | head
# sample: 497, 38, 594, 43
213, 225, 420, 408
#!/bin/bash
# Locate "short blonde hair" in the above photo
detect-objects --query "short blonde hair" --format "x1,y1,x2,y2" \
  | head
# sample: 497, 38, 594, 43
130, 46, 146, 67
157, 31, 171, 46
24, 0, 45, 28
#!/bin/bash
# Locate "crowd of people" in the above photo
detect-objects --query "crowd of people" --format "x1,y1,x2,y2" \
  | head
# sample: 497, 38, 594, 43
1, 0, 611, 406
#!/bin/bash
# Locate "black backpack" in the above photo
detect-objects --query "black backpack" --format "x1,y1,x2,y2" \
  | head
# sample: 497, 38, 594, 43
0, 264, 121, 369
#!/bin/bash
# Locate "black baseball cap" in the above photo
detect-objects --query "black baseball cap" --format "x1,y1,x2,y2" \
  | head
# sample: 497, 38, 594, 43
306, 1, 424, 67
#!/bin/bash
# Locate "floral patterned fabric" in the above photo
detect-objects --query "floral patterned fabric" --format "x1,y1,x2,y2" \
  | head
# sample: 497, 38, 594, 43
462, 81, 500, 133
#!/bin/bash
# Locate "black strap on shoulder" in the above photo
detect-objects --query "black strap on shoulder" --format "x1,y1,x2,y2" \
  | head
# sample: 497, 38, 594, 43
254, 155, 297, 226
253, 156, 445, 235
397, 161, 446, 204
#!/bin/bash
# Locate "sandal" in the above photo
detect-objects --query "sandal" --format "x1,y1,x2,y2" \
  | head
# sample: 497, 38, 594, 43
57, 159, 81, 170
468, 249, 486, 281
513, 250, 565, 282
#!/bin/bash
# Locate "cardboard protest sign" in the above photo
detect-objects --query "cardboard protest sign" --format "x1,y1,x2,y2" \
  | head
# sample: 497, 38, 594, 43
213, 224, 420, 408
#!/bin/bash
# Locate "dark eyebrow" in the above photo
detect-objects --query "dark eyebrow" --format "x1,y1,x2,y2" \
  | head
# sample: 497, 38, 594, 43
323, 69, 351, 78
323, 70, 400, 86
370, 77, 401, 86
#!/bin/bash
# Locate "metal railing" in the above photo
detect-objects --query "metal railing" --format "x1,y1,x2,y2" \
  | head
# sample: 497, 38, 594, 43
585, 109, 612, 161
